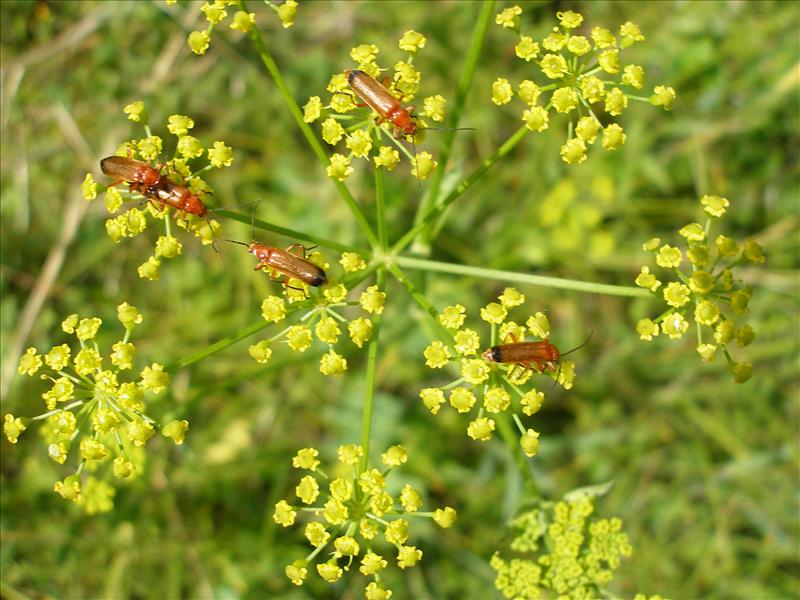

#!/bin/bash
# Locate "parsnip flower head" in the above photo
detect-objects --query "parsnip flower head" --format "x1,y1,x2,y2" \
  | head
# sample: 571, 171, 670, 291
635, 195, 763, 382
4, 304, 186, 513
493, 7, 675, 164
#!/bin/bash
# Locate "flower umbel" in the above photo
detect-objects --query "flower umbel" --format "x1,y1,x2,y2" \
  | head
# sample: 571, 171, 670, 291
5, 305, 186, 512
635, 195, 763, 382
494, 8, 675, 164
275, 445, 456, 597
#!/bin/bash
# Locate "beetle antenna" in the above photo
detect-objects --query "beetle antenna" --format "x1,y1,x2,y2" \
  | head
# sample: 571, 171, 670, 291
220, 238, 250, 248
419, 126, 476, 132
560, 331, 594, 358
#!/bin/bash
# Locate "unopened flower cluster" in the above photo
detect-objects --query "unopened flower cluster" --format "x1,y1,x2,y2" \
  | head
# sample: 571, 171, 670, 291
82, 104, 231, 281
249, 252, 384, 377
274, 444, 456, 598
303, 31, 444, 181
6, 304, 187, 513
635, 195, 764, 383
420, 288, 575, 455
185, 0, 298, 55
490, 496, 632, 599
493, 7, 676, 164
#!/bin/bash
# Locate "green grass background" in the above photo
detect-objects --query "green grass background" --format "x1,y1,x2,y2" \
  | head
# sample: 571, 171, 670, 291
1, 1, 798, 598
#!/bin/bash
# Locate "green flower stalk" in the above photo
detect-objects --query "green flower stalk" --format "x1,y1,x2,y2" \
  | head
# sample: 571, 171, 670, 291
421, 288, 577, 454
492, 7, 675, 164
247, 252, 384, 376
303, 31, 450, 181
5, 304, 187, 513
635, 195, 764, 383
490, 496, 633, 599
274, 444, 456, 597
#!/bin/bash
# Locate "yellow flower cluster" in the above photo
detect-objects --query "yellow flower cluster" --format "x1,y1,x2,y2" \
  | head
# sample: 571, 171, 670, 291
303, 32, 447, 182
248, 252, 382, 377
421, 288, 580, 455
635, 195, 764, 383
493, 7, 676, 164
5, 304, 188, 513
84, 104, 230, 281
274, 444, 456, 597
187, 0, 298, 56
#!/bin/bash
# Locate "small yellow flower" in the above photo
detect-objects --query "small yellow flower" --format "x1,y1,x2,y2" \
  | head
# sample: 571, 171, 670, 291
411, 151, 438, 180
261, 296, 286, 323
76, 317, 102, 341
337, 443, 363, 465
575, 116, 601, 144
523, 106, 549, 132
140, 362, 168, 393
526, 312, 550, 338
381, 445, 408, 467
81, 173, 98, 201
461, 358, 490, 385
591, 26, 617, 49
700, 194, 729, 217
438, 304, 466, 329
449, 387, 476, 413
518, 80, 541, 106
285, 561, 307, 586
365, 582, 392, 600
117, 302, 143, 328
520, 429, 540, 457
104, 186, 123, 213
622, 64, 645, 89
636, 318, 659, 341
663, 282, 691, 308
44, 344, 71, 371
483, 387, 511, 413
361, 551, 389, 576
176, 135, 204, 159
317, 561, 343, 582
491, 77, 514, 105
495, 5, 522, 29
293, 447, 320, 470
373, 146, 400, 170
420, 387, 446, 414
650, 85, 676, 110
540, 53, 568, 79
604, 87, 628, 116
208, 141, 234, 168
423, 340, 451, 368
155, 235, 182, 258
276, 0, 297, 28
661, 312, 689, 339
566, 35, 591, 56
560, 138, 587, 165
480, 302, 507, 324
296, 475, 320, 504
274, 500, 297, 526
3, 414, 26, 443
552, 87, 578, 114
18, 347, 43, 376
542, 30, 567, 52
580, 75, 606, 103
498, 287, 525, 308
110, 342, 136, 370
54, 475, 81, 502
422, 94, 446, 122
318, 118, 344, 147
74, 347, 102, 376
694, 300, 721, 326
229, 11, 255, 32
163, 419, 189, 445
598, 48, 620, 74
515, 36, 540, 61
399, 30, 426, 53
315, 316, 341, 345
520, 389, 544, 415
602, 123, 626, 150
137, 256, 161, 280
319, 350, 347, 375
327, 153, 353, 181
248, 340, 273, 363
655, 244, 682, 269
348, 317, 373, 348
619, 21, 645, 47
467, 417, 495, 441
454, 328, 480, 355
123, 100, 145, 122
303, 96, 322, 124
359, 285, 386, 314
635, 266, 661, 292
558, 10, 583, 28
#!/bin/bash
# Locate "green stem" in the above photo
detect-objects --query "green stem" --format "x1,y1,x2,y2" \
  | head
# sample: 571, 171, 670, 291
215, 209, 363, 254
496, 411, 538, 491
166, 318, 270, 372
374, 165, 387, 250
392, 126, 530, 254
358, 269, 385, 473
240, 0, 379, 251
413, 0, 496, 249
394, 255, 651, 298
385, 263, 454, 342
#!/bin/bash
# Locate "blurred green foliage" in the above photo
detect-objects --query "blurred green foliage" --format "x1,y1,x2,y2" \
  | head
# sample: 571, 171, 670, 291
1, 1, 798, 598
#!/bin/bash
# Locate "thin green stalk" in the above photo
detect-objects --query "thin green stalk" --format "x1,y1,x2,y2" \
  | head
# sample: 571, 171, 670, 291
215, 209, 363, 254
167, 318, 271, 372
392, 125, 530, 254
375, 166, 387, 250
413, 0, 496, 247
385, 263, 454, 342
358, 269, 385, 473
496, 411, 538, 491
241, 0, 379, 251
394, 255, 651, 298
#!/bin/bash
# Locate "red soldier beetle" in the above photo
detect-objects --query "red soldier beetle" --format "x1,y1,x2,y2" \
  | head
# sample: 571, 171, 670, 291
482, 332, 594, 381
101, 156, 209, 217
223, 239, 328, 291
